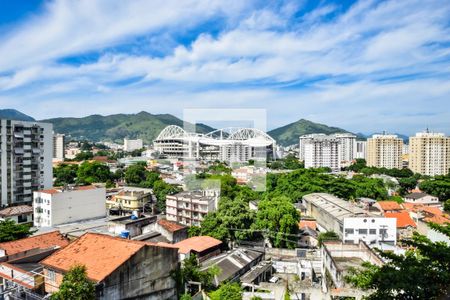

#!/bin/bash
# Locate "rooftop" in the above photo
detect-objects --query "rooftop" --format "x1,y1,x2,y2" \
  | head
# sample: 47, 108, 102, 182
404, 192, 432, 199
377, 201, 402, 212
303, 193, 367, 222
38, 185, 98, 195
384, 211, 416, 228
171, 236, 222, 254
0, 231, 69, 256
157, 219, 186, 233
41, 233, 173, 282
0, 205, 33, 217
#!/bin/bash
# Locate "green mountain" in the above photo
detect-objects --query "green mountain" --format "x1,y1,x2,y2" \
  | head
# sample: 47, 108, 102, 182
268, 119, 350, 146
41, 111, 214, 144
0, 109, 35, 121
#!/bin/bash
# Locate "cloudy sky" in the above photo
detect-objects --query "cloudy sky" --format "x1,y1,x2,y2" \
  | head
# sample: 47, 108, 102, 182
0, 0, 449, 134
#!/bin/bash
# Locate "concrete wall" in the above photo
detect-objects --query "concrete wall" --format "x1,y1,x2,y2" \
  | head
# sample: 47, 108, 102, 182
34, 187, 106, 227
343, 217, 397, 245
100, 245, 179, 300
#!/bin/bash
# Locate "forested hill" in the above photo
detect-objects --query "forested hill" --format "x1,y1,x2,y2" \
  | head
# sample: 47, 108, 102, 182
41, 111, 214, 144
268, 119, 350, 146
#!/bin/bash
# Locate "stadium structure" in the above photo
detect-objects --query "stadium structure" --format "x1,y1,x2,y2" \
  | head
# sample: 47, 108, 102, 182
153, 125, 276, 162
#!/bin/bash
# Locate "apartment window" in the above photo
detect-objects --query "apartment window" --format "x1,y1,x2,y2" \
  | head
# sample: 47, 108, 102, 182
47, 269, 56, 282
369, 229, 377, 235
344, 228, 354, 234
358, 229, 368, 235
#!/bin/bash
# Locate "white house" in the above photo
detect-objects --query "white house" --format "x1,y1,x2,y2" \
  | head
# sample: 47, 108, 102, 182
343, 217, 397, 245
33, 185, 106, 227
404, 192, 440, 206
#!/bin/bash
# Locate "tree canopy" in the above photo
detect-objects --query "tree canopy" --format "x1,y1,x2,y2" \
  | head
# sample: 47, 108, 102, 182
0, 219, 34, 242
51, 265, 95, 300
209, 282, 243, 300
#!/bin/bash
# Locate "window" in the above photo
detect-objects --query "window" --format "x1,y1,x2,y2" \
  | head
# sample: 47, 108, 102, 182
345, 228, 354, 234
358, 229, 368, 234
47, 270, 56, 282
369, 229, 377, 235
380, 229, 387, 236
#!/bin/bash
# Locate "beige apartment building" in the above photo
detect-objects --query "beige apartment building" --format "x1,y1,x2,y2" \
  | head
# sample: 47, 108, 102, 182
409, 132, 450, 176
367, 134, 403, 169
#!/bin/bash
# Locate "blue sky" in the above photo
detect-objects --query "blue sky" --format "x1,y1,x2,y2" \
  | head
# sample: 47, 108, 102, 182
0, 0, 450, 135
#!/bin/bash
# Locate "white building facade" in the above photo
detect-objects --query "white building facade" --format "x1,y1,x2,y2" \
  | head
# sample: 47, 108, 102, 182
0, 120, 53, 206
33, 186, 106, 227
343, 217, 397, 245
52, 133, 65, 162
166, 190, 219, 226
123, 138, 143, 152
301, 134, 341, 171
355, 141, 367, 159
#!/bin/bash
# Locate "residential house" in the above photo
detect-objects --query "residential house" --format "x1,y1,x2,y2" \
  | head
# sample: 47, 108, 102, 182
41, 233, 179, 300
0, 231, 69, 258
164, 236, 222, 262
0, 205, 33, 224
403, 192, 440, 206
384, 211, 416, 240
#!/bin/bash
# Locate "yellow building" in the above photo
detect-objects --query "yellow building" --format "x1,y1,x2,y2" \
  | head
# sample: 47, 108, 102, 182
409, 132, 450, 176
107, 189, 152, 212
367, 134, 403, 169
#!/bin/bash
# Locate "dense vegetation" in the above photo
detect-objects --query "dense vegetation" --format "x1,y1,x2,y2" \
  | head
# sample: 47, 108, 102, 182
346, 223, 450, 300
209, 282, 243, 300
0, 219, 35, 242
54, 162, 116, 188
41, 111, 214, 144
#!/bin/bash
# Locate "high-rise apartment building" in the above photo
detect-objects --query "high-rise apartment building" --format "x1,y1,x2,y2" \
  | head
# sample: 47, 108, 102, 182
355, 141, 367, 159
302, 134, 341, 171
367, 134, 403, 169
0, 120, 53, 206
333, 133, 357, 163
52, 133, 65, 162
409, 132, 450, 176
299, 133, 356, 170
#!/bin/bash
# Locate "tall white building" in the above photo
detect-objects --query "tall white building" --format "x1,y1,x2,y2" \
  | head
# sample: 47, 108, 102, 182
303, 135, 341, 171
0, 120, 52, 206
355, 141, 367, 159
409, 132, 450, 176
33, 185, 106, 227
299, 133, 357, 165
367, 134, 403, 169
123, 138, 143, 152
334, 133, 357, 163
52, 133, 65, 162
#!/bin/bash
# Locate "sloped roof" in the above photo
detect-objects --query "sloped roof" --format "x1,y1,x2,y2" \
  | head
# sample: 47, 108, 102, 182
172, 236, 222, 254
385, 211, 416, 228
0, 231, 69, 256
157, 219, 186, 233
377, 201, 402, 212
41, 233, 148, 282
0, 205, 33, 217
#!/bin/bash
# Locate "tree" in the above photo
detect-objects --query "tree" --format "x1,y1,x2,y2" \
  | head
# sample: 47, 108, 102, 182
444, 199, 450, 213
419, 176, 450, 201
0, 219, 34, 242
317, 231, 339, 246
180, 294, 192, 300
173, 254, 220, 295
346, 223, 450, 299
209, 282, 243, 300
124, 163, 147, 185
153, 180, 180, 212
253, 196, 300, 248
54, 163, 79, 186
74, 151, 94, 161
51, 265, 95, 300
76, 161, 113, 185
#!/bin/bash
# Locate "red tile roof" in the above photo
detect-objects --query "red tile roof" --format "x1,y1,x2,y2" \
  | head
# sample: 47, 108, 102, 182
157, 219, 186, 232
38, 189, 59, 195
385, 211, 416, 228
0, 231, 70, 256
298, 220, 317, 230
41, 233, 147, 282
172, 236, 222, 254
0, 205, 33, 217
377, 201, 402, 212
